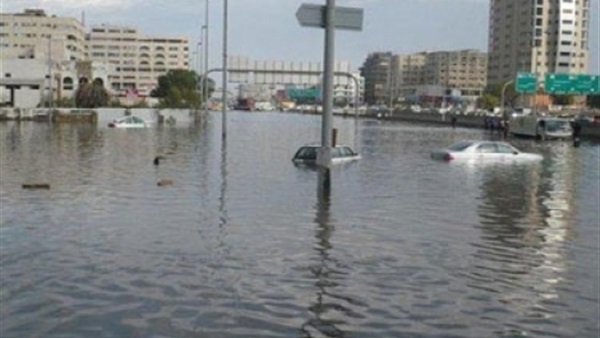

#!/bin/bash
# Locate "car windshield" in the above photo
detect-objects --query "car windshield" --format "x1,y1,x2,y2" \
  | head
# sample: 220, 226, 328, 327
294, 147, 317, 160
447, 141, 474, 151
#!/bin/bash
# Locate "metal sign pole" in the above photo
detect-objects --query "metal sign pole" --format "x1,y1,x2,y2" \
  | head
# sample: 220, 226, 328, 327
222, 0, 228, 140
204, 0, 210, 116
318, 0, 335, 167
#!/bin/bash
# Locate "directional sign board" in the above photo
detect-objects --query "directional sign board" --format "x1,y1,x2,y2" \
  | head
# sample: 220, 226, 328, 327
296, 4, 363, 31
516, 72, 537, 93
288, 87, 320, 100
544, 73, 600, 94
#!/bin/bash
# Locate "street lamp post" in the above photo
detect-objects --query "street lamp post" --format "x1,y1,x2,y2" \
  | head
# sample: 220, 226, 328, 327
501, 79, 514, 120
222, 0, 228, 139
204, 0, 210, 116
47, 36, 53, 123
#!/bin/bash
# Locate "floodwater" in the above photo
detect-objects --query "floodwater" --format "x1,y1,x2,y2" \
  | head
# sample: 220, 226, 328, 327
1, 111, 598, 338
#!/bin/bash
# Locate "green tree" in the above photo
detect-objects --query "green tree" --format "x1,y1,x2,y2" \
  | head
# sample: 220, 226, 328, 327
54, 96, 76, 108
75, 79, 110, 108
152, 69, 202, 109
481, 83, 519, 108
477, 93, 499, 110
197, 75, 216, 100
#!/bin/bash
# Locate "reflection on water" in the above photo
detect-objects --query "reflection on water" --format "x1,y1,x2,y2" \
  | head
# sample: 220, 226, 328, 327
0, 113, 598, 338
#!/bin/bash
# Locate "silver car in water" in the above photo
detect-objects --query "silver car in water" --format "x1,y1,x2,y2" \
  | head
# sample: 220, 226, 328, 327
430, 140, 543, 162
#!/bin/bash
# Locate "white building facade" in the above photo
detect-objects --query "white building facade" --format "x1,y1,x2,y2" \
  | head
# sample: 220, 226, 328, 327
86, 25, 190, 96
0, 9, 86, 61
0, 59, 110, 108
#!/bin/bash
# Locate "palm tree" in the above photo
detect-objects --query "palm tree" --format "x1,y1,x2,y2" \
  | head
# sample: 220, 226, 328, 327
75, 79, 110, 108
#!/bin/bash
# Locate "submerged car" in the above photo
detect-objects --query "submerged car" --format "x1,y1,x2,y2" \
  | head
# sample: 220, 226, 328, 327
108, 115, 148, 128
430, 140, 543, 162
292, 145, 360, 164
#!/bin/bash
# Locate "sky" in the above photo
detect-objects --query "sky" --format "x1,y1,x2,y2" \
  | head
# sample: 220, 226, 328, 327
2, 0, 599, 74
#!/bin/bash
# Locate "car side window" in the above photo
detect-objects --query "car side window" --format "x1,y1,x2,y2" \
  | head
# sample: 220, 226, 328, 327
332, 148, 342, 158
497, 143, 516, 153
341, 147, 354, 157
296, 147, 316, 160
476, 143, 497, 153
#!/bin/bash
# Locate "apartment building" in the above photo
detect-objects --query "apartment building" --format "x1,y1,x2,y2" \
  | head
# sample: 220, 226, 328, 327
393, 50, 487, 101
487, 0, 590, 86
0, 9, 86, 61
86, 25, 189, 96
360, 52, 393, 105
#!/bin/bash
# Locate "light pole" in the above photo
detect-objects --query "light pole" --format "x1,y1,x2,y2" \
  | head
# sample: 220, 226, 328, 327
204, 0, 210, 116
222, 0, 228, 139
387, 57, 394, 116
47, 35, 54, 123
47, 36, 53, 110
501, 80, 514, 120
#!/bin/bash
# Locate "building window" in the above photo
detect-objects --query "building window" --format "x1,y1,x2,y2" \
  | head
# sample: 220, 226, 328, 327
63, 77, 74, 90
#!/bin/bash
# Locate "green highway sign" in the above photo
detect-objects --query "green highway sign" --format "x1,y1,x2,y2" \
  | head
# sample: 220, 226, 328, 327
516, 72, 537, 93
544, 73, 600, 94
287, 87, 320, 100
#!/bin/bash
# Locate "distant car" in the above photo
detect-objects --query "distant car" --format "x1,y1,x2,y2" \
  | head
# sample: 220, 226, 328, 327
292, 145, 360, 164
108, 115, 148, 128
430, 140, 543, 162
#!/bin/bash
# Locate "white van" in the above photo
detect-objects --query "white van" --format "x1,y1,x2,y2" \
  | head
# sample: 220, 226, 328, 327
509, 115, 572, 140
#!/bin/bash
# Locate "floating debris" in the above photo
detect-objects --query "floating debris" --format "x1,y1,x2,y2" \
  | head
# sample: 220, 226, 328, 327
22, 183, 50, 190
157, 179, 173, 187
153, 156, 166, 165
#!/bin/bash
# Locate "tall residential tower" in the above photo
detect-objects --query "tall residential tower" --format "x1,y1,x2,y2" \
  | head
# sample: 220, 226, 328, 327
487, 0, 590, 86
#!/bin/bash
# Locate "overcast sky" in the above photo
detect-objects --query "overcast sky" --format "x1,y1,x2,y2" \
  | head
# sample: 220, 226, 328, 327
2, 0, 599, 74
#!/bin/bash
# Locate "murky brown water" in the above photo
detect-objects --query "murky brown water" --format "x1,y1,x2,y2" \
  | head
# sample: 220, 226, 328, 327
1, 112, 598, 337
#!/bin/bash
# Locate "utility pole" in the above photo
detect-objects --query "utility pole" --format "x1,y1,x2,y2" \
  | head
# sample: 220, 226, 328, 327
387, 56, 393, 116
222, 0, 228, 139
47, 36, 53, 122
204, 0, 210, 116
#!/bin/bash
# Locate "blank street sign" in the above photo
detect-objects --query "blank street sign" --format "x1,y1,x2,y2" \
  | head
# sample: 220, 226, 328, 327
296, 4, 363, 31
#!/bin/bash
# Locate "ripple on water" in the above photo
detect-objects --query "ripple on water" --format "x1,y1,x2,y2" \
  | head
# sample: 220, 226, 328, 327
0, 116, 598, 337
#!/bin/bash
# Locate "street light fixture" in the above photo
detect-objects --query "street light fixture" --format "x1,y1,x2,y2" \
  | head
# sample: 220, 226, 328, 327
204, 0, 210, 116
222, 0, 228, 139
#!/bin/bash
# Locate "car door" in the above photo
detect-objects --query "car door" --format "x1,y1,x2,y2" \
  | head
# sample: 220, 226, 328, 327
475, 142, 500, 160
496, 143, 517, 160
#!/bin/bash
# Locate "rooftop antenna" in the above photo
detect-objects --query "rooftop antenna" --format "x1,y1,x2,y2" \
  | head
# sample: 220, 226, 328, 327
81, 11, 85, 26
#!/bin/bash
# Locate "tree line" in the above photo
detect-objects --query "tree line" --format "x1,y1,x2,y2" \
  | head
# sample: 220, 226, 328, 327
52, 70, 215, 109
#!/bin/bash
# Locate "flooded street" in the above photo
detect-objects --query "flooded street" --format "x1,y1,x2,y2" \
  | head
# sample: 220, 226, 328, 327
1, 111, 599, 337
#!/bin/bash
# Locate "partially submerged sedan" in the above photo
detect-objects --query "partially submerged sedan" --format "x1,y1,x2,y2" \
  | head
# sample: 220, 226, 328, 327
430, 140, 543, 162
108, 115, 148, 128
292, 145, 360, 164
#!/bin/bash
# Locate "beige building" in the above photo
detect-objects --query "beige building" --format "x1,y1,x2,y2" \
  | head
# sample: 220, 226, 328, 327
388, 50, 487, 104
487, 0, 590, 86
0, 9, 86, 61
86, 25, 189, 96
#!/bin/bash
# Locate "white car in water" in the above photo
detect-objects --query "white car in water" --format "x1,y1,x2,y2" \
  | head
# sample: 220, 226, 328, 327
108, 115, 148, 128
430, 140, 543, 162
292, 145, 360, 164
